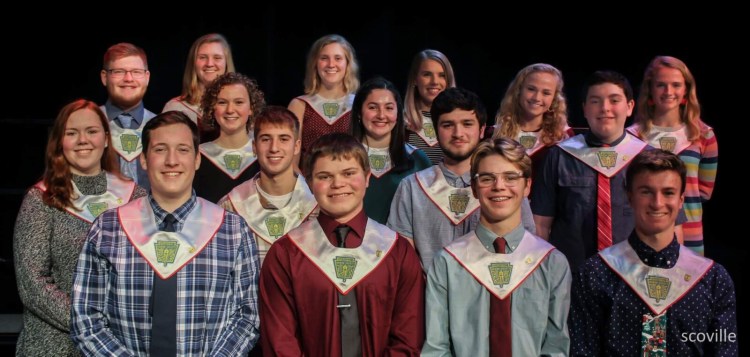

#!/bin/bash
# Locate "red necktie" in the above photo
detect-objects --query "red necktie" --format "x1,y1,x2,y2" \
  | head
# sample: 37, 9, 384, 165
489, 237, 512, 357
597, 172, 613, 250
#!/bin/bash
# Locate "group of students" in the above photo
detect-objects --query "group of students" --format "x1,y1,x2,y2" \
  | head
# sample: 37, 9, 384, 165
12, 31, 735, 357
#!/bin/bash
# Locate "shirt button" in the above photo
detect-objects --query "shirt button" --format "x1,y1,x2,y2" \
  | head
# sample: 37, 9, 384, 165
667, 260, 671, 265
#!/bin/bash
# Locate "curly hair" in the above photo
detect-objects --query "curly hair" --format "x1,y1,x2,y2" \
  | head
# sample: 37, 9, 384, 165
303, 34, 360, 95
635, 56, 705, 143
404, 49, 456, 131
42, 100, 121, 211
492, 63, 568, 146
180, 33, 236, 106
200, 72, 266, 138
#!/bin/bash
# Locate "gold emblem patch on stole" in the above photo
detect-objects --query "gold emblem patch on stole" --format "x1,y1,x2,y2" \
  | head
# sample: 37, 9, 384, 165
333, 256, 357, 282
120, 134, 139, 153
646, 275, 671, 303
322, 103, 340, 118
596, 151, 618, 169
488, 262, 513, 287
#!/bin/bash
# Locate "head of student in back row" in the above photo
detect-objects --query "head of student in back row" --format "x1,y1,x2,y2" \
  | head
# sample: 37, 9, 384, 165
581, 70, 635, 144
101, 43, 150, 112
625, 149, 686, 245
470, 137, 532, 227
431, 87, 487, 163
303, 133, 370, 223
140, 111, 201, 211
200, 72, 266, 139
253, 106, 301, 178
304, 34, 360, 95
404, 49, 456, 131
182, 33, 236, 104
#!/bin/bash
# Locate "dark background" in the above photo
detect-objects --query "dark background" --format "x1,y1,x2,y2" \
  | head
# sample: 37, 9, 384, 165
1, 8, 745, 351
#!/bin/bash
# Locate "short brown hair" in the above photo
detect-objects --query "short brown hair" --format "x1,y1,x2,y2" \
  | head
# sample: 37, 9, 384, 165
303, 133, 369, 180
470, 137, 532, 180
253, 106, 300, 140
626, 149, 686, 194
142, 111, 200, 156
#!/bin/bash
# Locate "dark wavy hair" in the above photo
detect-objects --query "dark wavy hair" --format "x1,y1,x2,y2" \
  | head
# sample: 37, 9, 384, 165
200, 72, 266, 140
42, 99, 121, 210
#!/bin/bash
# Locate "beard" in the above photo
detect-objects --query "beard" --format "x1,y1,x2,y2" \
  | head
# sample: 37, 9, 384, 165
441, 146, 474, 162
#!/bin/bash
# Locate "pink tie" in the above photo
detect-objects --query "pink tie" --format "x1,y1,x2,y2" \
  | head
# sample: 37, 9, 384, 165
597, 173, 613, 250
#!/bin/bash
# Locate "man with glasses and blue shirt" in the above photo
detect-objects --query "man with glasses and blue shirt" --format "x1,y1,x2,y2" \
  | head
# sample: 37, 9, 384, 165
100, 42, 155, 189
423, 138, 571, 356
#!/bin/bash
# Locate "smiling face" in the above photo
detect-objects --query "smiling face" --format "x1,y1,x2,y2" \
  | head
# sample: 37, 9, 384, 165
253, 122, 300, 178
583, 83, 634, 144
62, 108, 108, 176
195, 42, 227, 87
472, 154, 530, 225
140, 123, 201, 207
214, 83, 252, 136
650, 66, 686, 116
316, 43, 348, 88
309, 155, 369, 222
415, 59, 447, 109
519, 71, 558, 122
628, 170, 684, 239
361, 89, 397, 144
101, 55, 150, 111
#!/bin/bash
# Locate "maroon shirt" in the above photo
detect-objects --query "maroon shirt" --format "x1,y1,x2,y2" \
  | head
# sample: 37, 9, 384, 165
260, 209, 425, 356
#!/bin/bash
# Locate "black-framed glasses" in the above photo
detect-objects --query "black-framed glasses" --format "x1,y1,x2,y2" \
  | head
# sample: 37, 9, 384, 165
473, 171, 524, 188
106, 68, 147, 79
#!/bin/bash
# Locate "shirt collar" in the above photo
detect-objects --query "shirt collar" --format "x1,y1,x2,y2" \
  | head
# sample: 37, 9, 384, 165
148, 190, 197, 228
317, 209, 368, 239
627, 231, 680, 268
104, 100, 145, 126
585, 130, 627, 147
437, 162, 472, 187
475, 223, 525, 253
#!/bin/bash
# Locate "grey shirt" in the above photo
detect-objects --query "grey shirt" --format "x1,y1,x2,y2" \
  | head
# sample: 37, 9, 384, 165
387, 163, 535, 269
423, 223, 571, 356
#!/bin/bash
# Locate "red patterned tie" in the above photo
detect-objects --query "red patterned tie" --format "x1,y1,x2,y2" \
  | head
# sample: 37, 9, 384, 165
597, 172, 613, 250
490, 237, 512, 357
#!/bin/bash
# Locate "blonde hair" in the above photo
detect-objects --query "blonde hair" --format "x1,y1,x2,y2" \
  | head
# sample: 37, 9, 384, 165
181, 34, 236, 105
492, 63, 568, 146
404, 49, 456, 131
303, 34, 359, 96
636, 56, 705, 143
470, 137, 532, 180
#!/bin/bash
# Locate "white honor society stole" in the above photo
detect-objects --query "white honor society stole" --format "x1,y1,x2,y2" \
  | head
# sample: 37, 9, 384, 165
627, 124, 692, 155
288, 219, 397, 294
599, 241, 713, 315
228, 175, 318, 245
35, 173, 135, 223
120, 197, 224, 279
199, 139, 257, 179
558, 134, 647, 177
416, 165, 479, 225
413, 113, 439, 147
445, 231, 554, 299
297, 94, 355, 125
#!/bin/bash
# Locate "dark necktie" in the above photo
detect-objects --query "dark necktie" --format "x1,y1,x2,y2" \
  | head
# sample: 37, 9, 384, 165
489, 237, 512, 357
335, 225, 361, 357
150, 214, 178, 356
118, 113, 133, 129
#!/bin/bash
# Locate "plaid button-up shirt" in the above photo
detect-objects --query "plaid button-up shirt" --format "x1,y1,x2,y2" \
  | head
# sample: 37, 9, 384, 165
71, 193, 260, 356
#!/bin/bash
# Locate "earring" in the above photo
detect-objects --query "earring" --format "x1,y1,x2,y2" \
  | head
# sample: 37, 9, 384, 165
680, 98, 687, 105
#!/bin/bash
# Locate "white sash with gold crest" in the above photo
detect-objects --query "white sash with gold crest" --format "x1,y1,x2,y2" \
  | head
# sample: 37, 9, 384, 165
108, 116, 147, 162
599, 241, 713, 315
288, 219, 397, 294
297, 94, 355, 125
199, 139, 257, 179
557, 134, 647, 177
517, 130, 546, 157
627, 124, 692, 154
35, 173, 136, 223
445, 231, 554, 300
416, 166, 479, 225
366, 144, 418, 178
120, 197, 224, 279
413, 113, 439, 147
228, 174, 318, 245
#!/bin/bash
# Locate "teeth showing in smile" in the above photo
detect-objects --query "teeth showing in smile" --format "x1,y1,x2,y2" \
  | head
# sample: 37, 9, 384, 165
330, 193, 351, 198
648, 212, 667, 217
164, 172, 180, 177
490, 197, 510, 202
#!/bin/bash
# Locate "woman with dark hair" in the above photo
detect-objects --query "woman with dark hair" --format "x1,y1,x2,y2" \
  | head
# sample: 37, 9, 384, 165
13, 99, 146, 356
351, 77, 431, 223
194, 72, 265, 202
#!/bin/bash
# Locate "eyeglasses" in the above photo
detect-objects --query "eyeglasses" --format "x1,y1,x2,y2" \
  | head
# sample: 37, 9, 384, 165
106, 68, 148, 79
473, 171, 525, 188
